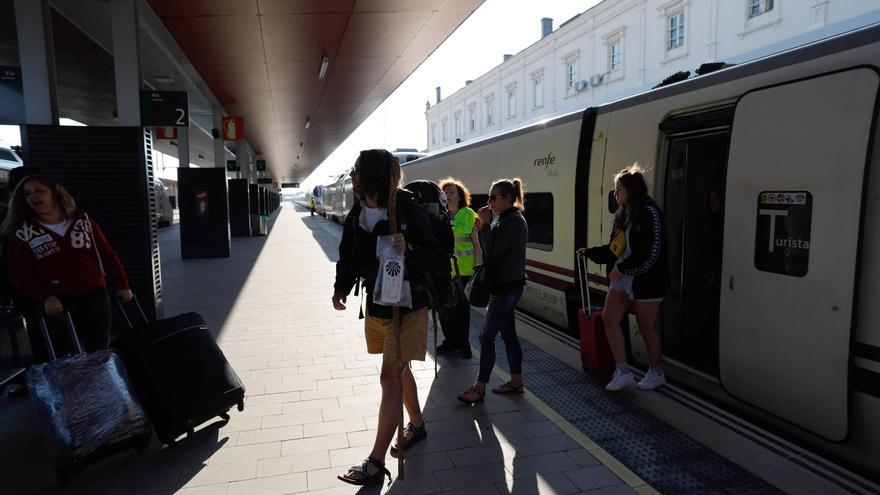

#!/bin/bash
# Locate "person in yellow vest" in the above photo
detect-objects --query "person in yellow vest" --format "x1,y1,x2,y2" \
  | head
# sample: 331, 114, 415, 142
438, 178, 482, 358
308, 195, 316, 216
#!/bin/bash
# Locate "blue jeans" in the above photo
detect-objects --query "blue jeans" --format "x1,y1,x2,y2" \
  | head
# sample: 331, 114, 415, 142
477, 287, 524, 383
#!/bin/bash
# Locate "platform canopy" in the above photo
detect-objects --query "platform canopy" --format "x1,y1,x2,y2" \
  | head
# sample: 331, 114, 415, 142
145, 0, 483, 179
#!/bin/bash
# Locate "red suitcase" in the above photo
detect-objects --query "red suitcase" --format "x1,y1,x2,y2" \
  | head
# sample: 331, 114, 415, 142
577, 255, 615, 383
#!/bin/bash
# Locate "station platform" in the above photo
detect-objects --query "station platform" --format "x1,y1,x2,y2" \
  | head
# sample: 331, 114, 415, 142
0, 203, 874, 495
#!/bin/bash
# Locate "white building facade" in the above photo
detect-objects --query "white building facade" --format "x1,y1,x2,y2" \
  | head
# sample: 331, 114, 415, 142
426, 0, 880, 152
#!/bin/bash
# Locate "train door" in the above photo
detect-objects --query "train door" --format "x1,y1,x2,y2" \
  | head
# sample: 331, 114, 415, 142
719, 67, 879, 441
661, 107, 734, 376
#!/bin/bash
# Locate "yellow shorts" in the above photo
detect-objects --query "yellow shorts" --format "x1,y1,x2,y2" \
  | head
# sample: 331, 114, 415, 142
364, 307, 428, 362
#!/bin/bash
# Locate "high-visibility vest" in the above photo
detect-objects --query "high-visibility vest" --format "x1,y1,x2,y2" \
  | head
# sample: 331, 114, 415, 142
451, 207, 478, 276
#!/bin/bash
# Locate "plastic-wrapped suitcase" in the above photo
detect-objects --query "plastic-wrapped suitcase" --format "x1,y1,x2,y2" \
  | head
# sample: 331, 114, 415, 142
26, 311, 151, 483
576, 255, 615, 383
114, 298, 245, 447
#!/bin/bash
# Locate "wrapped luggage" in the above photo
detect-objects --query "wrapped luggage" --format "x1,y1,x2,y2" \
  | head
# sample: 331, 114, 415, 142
25, 312, 151, 482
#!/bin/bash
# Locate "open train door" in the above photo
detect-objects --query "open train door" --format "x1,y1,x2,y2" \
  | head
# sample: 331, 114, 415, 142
719, 67, 879, 441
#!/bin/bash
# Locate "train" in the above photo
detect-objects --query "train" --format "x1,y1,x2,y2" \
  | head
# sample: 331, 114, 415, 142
400, 23, 880, 478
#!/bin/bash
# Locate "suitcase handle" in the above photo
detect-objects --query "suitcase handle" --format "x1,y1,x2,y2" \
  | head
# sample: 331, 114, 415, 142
576, 253, 592, 319
37, 310, 82, 361
115, 294, 150, 330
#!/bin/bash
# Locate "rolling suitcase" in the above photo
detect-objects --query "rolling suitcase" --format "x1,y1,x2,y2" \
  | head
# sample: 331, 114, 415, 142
576, 255, 615, 383
26, 311, 151, 483
114, 298, 245, 447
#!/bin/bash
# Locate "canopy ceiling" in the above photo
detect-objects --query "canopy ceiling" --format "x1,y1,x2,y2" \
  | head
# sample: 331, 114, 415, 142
147, 0, 483, 180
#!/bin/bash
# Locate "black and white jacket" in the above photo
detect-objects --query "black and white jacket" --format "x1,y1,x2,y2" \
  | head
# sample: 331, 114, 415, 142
585, 200, 669, 300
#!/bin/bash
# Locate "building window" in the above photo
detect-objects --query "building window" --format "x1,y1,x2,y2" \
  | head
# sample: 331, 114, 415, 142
668, 11, 685, 49
567, 61, 577, 88
441, 118, 447, 141
454, 111, 461, 138
468, 103, 476, 132
532, 71, 544, 108
506, 85, 516, 118
749, 0, 773, 18
609, 40, 622, 72
430, 123, 436, 146
485, 95, 494, 126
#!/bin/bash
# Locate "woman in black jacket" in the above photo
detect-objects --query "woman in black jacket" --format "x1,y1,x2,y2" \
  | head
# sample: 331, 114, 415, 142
578, 165, 669, 391
457, 178, 528, 404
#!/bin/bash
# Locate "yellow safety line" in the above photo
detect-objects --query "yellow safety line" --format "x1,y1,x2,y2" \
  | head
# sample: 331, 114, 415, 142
490, 364, 661, 494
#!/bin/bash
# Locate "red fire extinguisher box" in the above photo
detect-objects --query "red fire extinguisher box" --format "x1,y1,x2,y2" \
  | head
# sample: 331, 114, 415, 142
578, 306, 615, 383
178, 168, 230, 259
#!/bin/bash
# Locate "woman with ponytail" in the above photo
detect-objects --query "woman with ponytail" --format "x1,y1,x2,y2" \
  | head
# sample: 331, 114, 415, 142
457, 178, 528, 404
577, 164, 669, 391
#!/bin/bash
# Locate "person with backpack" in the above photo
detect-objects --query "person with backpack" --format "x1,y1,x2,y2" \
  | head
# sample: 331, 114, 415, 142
2, 175, 133, 358
437, 178, 481, 358
332, 149, 441, 485
457, 178, 528, 405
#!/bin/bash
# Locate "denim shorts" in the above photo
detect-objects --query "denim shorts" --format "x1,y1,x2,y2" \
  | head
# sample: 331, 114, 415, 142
609, 272, 634, 298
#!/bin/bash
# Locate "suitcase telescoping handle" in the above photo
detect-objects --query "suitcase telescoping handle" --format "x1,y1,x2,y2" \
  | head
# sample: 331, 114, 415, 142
114, 294, 150, 330
37, 310, 83, 361
576, 253, 592, 319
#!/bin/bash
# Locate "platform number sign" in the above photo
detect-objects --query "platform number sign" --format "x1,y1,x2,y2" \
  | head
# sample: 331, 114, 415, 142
139, 91, 189, 127
754, 191, 812, 277
256, 160, 266, 172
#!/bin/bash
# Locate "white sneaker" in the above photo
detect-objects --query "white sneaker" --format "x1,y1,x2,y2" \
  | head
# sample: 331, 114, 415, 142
636, 369, 667, 391
605, 369, 635, 391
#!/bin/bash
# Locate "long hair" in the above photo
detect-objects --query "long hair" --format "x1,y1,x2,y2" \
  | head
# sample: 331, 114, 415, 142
352, 149, 402, 208
490, 177, 525, 211
613, 164, 650, 230
1, 175, 77, 235
439, 177, 471, 209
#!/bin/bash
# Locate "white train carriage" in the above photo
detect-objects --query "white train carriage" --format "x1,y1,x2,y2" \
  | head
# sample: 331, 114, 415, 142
402, 23, 880, 477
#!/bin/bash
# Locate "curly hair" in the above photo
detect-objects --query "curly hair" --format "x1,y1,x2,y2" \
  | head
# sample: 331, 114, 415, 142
439, 177, 471, 209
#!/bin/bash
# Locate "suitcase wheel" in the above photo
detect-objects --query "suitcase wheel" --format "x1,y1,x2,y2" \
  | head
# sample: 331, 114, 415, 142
237, 400, 244, 412
134, 433, 151, 453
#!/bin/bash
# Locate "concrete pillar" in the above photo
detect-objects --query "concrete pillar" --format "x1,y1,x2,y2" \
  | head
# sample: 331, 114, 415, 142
111, 0, 142, 126
213, 107, 225, 168
177, 126, 190, 168
14, 0, 58, 124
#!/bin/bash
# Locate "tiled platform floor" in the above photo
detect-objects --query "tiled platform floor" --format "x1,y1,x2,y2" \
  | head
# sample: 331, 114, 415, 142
0, 204, 653, 495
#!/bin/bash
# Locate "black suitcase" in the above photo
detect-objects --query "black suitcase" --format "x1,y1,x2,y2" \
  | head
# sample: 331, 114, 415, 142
26, 311, 151, 483
114, 298, 245, 447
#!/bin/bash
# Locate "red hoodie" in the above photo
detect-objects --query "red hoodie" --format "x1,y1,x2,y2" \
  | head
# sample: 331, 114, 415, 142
7, 212, 129, 303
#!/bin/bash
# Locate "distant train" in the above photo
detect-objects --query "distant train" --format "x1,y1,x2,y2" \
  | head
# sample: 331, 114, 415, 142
322, 150, 429, 222
402, 24, 880, 477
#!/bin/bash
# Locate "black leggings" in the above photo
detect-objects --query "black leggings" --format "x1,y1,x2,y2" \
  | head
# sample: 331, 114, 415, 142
26, 289, 112, 362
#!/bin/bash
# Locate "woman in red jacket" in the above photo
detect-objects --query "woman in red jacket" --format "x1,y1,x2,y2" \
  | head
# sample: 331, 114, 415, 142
2, 175, 132, 355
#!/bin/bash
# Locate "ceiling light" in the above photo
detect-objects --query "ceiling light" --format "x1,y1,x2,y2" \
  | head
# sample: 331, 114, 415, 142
318, 55, 329, 80
305, 117, 311, 129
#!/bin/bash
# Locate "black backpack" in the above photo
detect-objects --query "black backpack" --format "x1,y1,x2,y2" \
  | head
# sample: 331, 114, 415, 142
402, 180, 461, 312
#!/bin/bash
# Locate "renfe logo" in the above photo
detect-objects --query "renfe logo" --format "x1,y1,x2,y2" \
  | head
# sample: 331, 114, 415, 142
533, 152, 555, 169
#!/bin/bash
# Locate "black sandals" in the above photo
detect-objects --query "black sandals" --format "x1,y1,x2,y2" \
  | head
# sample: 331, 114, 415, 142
390, 421, 428, 458
337, 457, 391, 486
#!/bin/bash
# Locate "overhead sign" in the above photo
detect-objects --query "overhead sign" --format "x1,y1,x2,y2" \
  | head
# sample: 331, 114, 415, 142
256, 159, 266, 172
754, 191, 812, 277
155, 127, 177, 140
0, 66, 24, 124
226, 160, 239, 172
140, 91, 188, 127
256, 178, 273, 184
282, 182, 300, 188
222, 116, 244, 141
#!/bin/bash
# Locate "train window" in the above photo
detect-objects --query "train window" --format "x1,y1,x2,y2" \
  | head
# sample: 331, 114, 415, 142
524, 193, 553, 250
468, 192, 554, 250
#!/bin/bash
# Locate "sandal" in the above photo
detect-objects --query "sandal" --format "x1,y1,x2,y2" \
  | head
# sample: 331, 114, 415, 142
457, 386, 485, 405
337, 457, 391, 486
390, 421, 427, 458
492, 382, 524, 394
